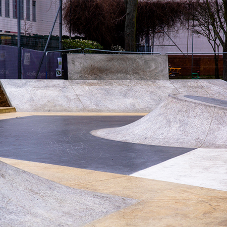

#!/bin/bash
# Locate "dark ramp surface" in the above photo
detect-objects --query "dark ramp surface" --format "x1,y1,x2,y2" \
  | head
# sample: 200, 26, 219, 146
0, 116, 193, 175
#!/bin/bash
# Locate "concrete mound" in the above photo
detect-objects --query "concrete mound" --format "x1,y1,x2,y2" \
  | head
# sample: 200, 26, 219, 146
91, 94, 227, 148
0, 161, 136, 226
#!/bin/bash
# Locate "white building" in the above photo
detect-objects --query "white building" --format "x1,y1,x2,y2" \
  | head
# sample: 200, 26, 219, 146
152, 29, 214, 54
0, 0, 67, 36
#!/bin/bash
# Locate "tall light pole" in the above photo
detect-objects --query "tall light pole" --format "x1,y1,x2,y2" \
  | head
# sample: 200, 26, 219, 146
17, 0, 21, 79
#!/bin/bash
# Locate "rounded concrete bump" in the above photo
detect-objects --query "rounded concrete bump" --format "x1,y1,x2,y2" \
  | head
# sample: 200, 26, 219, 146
91, 94, 227, 148
0, 160, 137, 226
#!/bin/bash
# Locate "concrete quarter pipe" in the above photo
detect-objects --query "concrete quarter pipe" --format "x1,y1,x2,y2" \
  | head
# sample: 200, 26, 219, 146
91, 94, 227, 148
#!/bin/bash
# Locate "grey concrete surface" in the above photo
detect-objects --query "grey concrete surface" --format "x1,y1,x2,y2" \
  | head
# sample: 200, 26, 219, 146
1, 79, 227, 112
0, 115, 192, 175
0, 160, 136, 226
67, 54, 168, 80
92, 94, 227, 148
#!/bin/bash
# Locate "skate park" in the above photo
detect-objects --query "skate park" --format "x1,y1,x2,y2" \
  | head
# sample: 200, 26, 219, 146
1, 54, 227, 226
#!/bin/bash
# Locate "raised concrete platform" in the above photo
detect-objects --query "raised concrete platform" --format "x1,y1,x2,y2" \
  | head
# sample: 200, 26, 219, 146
67, 54, 168, 80
1, 79, 227, 112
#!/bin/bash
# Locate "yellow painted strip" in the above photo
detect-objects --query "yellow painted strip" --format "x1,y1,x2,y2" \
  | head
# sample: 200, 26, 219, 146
0, 107, 16, 114
0, 112, 147, 120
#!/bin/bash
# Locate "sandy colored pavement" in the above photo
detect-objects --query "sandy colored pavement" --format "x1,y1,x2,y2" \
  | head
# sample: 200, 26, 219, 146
0, 157, 227, 227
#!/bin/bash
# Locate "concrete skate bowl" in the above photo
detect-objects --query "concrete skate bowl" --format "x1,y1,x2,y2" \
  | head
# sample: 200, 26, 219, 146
91, 94, 227, 148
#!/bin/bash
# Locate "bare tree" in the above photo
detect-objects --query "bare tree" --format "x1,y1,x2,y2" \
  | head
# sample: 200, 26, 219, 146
63, 0, 126, 49
63, 0, 189, 50
124, 0, 138, 51
191, 0, 227, 80
22, 17, 33, 36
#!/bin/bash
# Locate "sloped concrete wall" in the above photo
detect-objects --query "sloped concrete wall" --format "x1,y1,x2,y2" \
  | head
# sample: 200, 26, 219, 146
67, 54, 168, 80
92, 94, 227, 148
1, 79, 227, 112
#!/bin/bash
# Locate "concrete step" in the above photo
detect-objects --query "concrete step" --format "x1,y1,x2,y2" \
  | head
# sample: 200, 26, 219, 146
0, 107, 16, 114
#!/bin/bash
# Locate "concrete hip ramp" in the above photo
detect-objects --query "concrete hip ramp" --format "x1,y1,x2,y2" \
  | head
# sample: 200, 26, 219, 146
91, 94, 227, 148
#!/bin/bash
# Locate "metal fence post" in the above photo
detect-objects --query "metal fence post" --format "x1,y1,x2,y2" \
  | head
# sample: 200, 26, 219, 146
17, 0, 21, 79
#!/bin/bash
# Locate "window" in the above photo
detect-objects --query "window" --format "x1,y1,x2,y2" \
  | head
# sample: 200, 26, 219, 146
13, 0, 24, 19
13, 0, 16, 18
32, 0, 36, 22
5, 0, 9, 18
20, 0, 24, 19
26, 0, 30, 20
0, 0, 2, 17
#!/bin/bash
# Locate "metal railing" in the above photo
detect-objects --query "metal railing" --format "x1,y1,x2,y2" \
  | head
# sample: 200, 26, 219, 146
83, 48, 161, 54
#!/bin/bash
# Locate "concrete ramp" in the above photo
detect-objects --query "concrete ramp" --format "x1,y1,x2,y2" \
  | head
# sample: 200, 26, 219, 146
0, 161, 136, 226
91, 94, 227, 148
1, 79, 227, 112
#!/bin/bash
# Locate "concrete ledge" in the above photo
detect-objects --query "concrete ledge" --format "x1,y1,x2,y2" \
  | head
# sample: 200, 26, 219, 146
0, 107, 16, 113
67, 54, 168, 80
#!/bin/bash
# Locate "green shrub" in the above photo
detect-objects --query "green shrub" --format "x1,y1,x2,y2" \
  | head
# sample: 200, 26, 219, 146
62, 39, 103, 50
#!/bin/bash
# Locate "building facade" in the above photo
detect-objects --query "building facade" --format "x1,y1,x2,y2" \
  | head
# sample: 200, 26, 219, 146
0, 0, 67, 36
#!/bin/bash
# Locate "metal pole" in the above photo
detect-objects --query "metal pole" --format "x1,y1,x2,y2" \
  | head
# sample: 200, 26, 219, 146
36, 6, 60, 79
191, 2, 194, 76
69, 0, 72, 39
191, 29, 194, 76
59, 0, 62, 50
17, 0, 21, 79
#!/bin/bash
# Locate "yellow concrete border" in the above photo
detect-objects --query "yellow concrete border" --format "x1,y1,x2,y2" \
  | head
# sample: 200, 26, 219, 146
0, 112, 147, 120
0, 107, 16, 114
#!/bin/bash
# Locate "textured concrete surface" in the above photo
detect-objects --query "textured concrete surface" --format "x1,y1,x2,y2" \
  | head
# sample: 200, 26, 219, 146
67, 54, 168, 80
0, 160, 136, 226
1, 157, 227, 227
1, 78, 227, 226
1, 112, 227, 226
92, 94, 227, 148
1, 79, 227, 112
132, 148, 227, 191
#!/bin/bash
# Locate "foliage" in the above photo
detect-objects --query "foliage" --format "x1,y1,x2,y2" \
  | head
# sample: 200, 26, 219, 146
63, 0, 189, 49
63, 0, 125, 49
137, 0, 188, 39
62, 39, 103, 50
